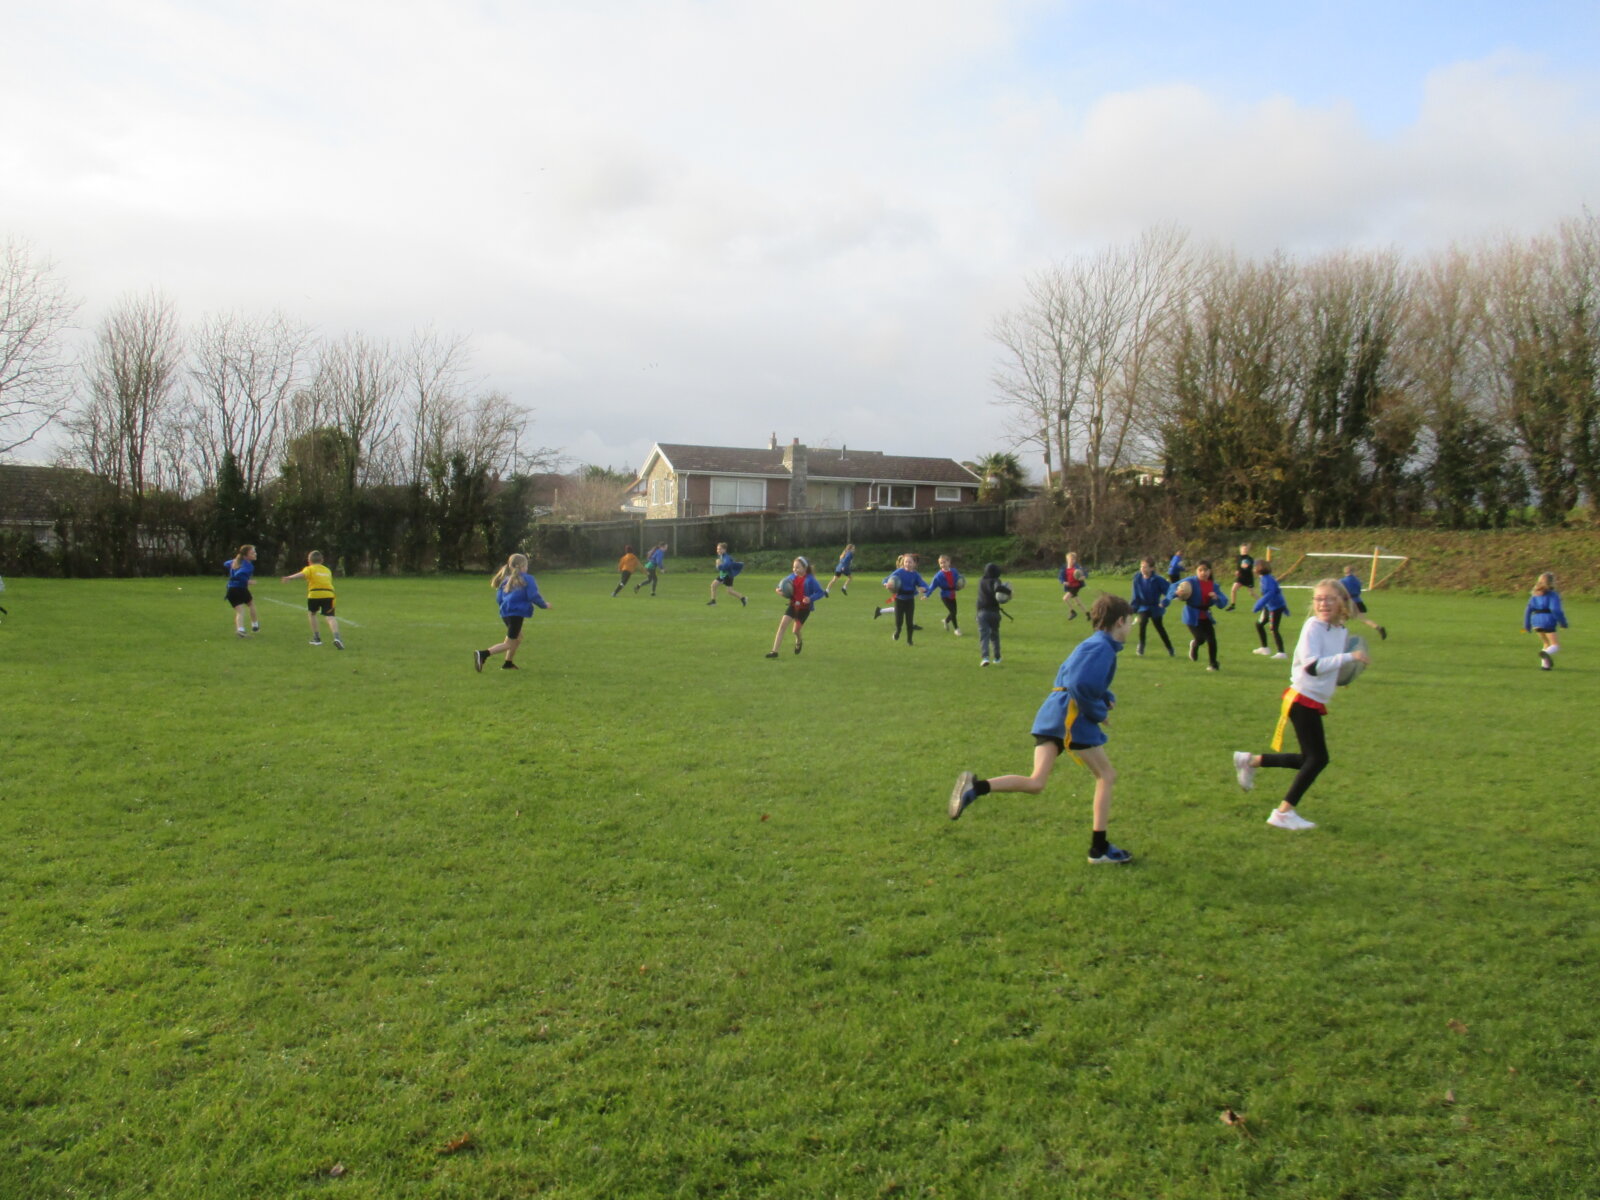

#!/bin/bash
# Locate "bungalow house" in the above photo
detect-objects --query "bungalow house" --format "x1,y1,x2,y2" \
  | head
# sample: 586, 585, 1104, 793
635, 437, 982, 519
0, 463, 104, 548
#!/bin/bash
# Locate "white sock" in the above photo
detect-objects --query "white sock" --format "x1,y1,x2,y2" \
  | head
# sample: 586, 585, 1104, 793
1546, 644, 1559, 654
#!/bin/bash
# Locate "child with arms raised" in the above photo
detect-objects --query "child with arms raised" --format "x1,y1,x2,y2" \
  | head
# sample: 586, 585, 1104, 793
281, 550, 343, 648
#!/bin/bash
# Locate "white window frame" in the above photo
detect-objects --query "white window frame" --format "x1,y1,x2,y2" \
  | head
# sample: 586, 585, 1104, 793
710, 476, 767, 514
874, 484, 915, 509
934, 486, 963, 502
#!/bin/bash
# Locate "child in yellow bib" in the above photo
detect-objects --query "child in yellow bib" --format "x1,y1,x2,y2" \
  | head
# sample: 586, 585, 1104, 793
282, 551, 343, 649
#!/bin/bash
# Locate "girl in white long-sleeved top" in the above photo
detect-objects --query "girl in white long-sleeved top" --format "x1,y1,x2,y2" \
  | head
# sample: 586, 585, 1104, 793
1230, 579, 1371, 831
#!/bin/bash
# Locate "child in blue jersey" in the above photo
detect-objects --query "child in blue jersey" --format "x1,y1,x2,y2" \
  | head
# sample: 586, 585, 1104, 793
826, 543, 855, 596
1059, 552, 1088, 620
1250, 561, 1290, 658
1172, 560, 1229, 670
1130, 557, 1174, 656
1167, 551, 1184, 584
766, 556, 827, 657
949, 593, 1136, 864
1338, 565, 1387, 640
923, 554, 965, 636
1524, 571, 1569, 670
707, 542, 748, 607
475, 552, 551, 672
634, 543, 667, 595
224, 544, 260, 637
874, 553, 929, 644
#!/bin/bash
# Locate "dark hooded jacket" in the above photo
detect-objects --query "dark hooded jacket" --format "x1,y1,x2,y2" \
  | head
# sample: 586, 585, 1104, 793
976, 562, 1005, 614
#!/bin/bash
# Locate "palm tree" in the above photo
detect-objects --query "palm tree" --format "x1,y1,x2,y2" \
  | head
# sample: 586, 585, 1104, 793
966, 451, 1026, 503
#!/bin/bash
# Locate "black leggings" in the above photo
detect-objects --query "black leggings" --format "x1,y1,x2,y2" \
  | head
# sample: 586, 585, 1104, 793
636, 567, 658, 593
1256, 609, 1284, 653
1191, 620, 1218, 666
1137, 612, 1173, 653
1261, 703, 1330, 807
894, 597, 916, 643
940, 595, 959, 630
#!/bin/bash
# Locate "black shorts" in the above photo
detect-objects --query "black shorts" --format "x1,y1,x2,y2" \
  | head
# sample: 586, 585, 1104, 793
1034, 734, 1066, 754
226, 586, 253, 607
1354, 598, 1368, 613
717, 573, 736, 587
834, 567, 853, 577
502, 615, 525, 639
1065, 585, 1084, 597
785, 603, 811, 624
308, 597, 335, 615
1235, 570, 1255, 587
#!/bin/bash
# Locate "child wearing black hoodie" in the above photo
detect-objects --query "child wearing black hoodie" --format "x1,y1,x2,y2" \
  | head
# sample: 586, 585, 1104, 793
975, 562, 1007, 666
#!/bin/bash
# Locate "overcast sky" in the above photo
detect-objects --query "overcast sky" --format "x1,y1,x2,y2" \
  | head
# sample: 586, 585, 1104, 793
5, 0, 1598, 477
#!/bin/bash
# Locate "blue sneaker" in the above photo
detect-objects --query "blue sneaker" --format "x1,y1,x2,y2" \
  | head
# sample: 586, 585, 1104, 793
1087, 844, 1133, 864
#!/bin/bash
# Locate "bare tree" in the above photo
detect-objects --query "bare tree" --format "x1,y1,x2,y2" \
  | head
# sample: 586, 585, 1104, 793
301, 332, 403, 488
990, 266, 1083, 490
400, 327, 472, 486
0, 238, 79, 457
67, 291, 186, 496
189, 309, 314, 494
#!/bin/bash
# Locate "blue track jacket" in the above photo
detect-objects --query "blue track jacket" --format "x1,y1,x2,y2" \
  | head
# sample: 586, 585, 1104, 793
1031, 630, 1121, 748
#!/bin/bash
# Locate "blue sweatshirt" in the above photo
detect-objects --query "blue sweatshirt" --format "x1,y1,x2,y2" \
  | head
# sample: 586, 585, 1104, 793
1524, 590, 1568, 632
1058, 563, 1088, 590
225, 559, 255, 589
1339, 573, 1363, 602
1031, 629, 1122, 749
885, 568, 928, 599
1130, 571, 1168, 615
1253, 574, 1289, 615
923, 567, 963, 598
647, 548, 665, 569
717, 553, 743, 578
1167, 553, 1183, 575
780, 572, 828, 610
497, 573, 549, 618
1171, 575, 1228, 626
835, 549, 855, 573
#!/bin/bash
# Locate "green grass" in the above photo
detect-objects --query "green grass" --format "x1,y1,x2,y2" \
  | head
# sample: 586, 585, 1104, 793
2, 572, 1596, 1198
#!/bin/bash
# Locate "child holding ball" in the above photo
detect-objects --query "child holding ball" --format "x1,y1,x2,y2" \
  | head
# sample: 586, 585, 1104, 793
1232, 579, 1369, 830
766, 556, 827, 657
948, 593, 1136, 865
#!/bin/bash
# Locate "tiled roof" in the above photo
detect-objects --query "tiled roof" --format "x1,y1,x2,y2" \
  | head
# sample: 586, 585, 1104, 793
652, 444, 978, 486
0, 464, 104, 522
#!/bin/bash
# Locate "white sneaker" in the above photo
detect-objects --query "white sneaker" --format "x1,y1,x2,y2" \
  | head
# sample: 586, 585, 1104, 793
1267, 809, 1315, 831
1272, 652, 1287, 659
1251, 647, 1271, 656
1233, 751, 1256, 792
953, 628, 962, 637
980, 659, 989, 667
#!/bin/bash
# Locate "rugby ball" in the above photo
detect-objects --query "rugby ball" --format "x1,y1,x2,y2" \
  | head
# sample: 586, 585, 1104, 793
1174, 580, 1193, 601
1337, 634, 1368, 687
780, 579, 795, 600
994, 583, 1013, 605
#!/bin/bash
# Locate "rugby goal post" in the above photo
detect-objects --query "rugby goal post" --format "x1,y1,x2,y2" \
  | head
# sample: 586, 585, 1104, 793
1274, 547, 1411, 591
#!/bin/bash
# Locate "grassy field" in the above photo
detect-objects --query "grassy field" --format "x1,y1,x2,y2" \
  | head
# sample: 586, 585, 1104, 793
2, 568, 1596, 1198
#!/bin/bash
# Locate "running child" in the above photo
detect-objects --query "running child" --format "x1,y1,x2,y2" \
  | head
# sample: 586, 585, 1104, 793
707, 543, 748, 606
612, 545, 641, 597
1130, 557, 1174, 656
923, 554, 965, 636
281, 550, 343, 649
1250, 560, 1289, 659
1232, 578, 1369, 830
1524, 571, 1569, 670
948, 593, 1136, 865
975, 562, 1007, 666
225, 544, 260, 637
874, 553, 928, 644
1172, 559, 1229, 670
475, 552, 551, 672
826, 543, 856, 596
1337, 565, 1388, 640
1229, 543, 1257, 608
634, 543, 667, 595
1059, 552, 1088, 620
766, 556, 827, 657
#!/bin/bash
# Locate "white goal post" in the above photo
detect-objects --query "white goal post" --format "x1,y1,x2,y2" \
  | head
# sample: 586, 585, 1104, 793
1271, 547, 1411, 591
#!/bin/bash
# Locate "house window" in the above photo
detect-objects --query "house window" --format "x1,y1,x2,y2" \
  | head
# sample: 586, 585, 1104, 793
710, 477, 767, 514
874, 484, 915, 509
934, 486, 962, 502
651, 477, 675, 507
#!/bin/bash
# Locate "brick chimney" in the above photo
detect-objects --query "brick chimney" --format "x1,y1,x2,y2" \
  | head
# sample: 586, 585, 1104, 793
782, 437, 808, 510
